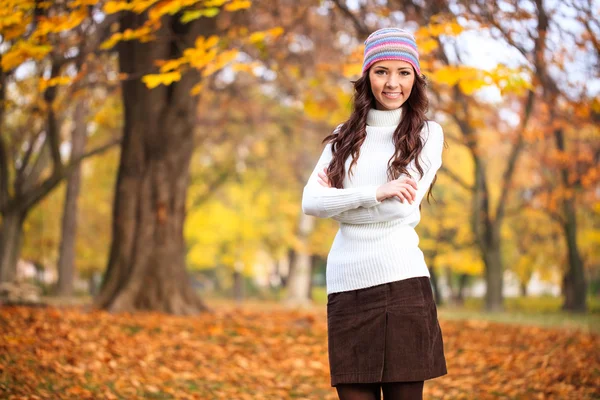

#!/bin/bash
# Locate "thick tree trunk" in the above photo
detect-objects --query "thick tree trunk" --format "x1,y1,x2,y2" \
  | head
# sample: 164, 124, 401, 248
286, 212, 314, 306
94, 13, 213, 315
56, 101, 88, 296
561, 198, 587, 312
0, 210, 26, 283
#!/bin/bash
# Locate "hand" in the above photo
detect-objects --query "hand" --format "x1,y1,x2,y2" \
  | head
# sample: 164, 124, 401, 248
376, 177, 418, 204
317, 167, 333, 188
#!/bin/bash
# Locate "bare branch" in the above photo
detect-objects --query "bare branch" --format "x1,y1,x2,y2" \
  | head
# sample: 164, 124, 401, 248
331, 0, 370, 36
495, 89, 535, 223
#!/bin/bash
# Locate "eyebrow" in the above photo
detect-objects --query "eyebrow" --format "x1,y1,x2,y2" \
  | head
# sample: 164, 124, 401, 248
374, 66, 412, 71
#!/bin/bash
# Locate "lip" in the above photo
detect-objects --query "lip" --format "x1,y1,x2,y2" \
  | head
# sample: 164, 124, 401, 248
382, 92, 403, 99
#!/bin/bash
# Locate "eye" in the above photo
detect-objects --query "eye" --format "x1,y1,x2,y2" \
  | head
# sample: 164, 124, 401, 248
401, 71, 411, 76
375, 70, 386, 75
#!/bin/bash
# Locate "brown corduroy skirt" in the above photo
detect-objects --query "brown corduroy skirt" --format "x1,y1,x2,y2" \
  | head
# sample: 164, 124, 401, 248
326, 276, 447, 387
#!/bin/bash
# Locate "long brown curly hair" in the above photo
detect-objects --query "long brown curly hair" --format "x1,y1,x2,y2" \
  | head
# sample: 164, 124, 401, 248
322, 68, 437, 204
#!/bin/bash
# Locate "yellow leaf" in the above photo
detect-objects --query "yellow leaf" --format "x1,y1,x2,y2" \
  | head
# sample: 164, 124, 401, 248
248, 31, 266, 43
68, 0, 99, 7
100, 32, 123, 50
141, 71, 181, 89
342, 63, 362, 78
39, 76, 72, 92
148, 0, 185, 21
429, 66, 459, 86
419, 38, 438, 54
1, 42, 52, 72
201, 49, 237, 77
158, 58, 187, 73
205, 35, 220, 48
190, 82, 203, 96
204, 0, 228, 6
224, 0, 252, 12
267, 26, 284, 37
103, 0, 132, 14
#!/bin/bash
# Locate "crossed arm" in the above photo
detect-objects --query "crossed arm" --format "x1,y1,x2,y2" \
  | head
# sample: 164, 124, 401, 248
301, 122, 444, 224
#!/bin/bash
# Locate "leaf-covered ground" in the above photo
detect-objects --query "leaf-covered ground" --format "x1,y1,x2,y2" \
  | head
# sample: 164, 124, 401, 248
1, 305, 599, 399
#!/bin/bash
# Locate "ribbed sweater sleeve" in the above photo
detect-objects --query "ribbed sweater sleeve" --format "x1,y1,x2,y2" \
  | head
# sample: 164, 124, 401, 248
331, 121, 444, 224
301, 142, 381, 219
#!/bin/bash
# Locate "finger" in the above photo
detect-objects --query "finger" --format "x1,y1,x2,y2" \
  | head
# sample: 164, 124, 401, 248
407, 179, 418, 190
399, 188, 413, 204
395, 193, 407, 203
406, 185, 417, 201
317, 178, 328, 187
398, 183, 416, 201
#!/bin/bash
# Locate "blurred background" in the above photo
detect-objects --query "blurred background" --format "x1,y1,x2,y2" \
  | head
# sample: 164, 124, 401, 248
0, 0, 599, 327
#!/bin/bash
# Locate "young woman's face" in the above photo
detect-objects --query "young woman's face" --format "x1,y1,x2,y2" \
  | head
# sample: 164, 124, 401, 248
368, 60, 416, 110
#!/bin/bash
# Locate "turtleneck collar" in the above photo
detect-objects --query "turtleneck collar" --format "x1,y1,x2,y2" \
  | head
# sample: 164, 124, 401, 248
366, 107, 403, 127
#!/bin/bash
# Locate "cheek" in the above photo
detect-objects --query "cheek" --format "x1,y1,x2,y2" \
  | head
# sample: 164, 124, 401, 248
403, 77, 416, 94
369, 76, 383, 92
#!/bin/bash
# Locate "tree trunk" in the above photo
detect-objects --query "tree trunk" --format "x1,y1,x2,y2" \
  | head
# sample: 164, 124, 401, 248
94, 13, 214, 315
561, 198, 587, 312
429, 266, 442, 306
56, 100, 88, 296
482, 243, 504, 312
308, 254, 316, 300
232, 262, 244, 304
520, 282, 528, 297
282, 248, 296, 288
0, 210, 26, 283
286, 212, 314, 306
444, 266, 456, 304
456, 274, 469, 306
554, 129, 587, 312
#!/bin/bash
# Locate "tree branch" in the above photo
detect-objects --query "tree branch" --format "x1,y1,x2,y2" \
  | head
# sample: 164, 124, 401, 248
44, 61, 63, 172
5, 138, 121, 214
438, 165, 474, 192
0, 70, 8, 211
331, 0, 370, 36
495, 89, 535, 223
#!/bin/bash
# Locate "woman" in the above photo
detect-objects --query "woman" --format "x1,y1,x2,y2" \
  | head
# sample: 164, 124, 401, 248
301, 28, 448, 400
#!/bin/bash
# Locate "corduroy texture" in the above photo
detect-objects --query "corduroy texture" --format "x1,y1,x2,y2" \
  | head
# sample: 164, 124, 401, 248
326, 277, 448, 386
362, 27, 421, 75
301, 107, 444, 295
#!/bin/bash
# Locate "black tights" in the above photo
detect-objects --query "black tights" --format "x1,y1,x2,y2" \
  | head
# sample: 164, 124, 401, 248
335, 381, 424, 400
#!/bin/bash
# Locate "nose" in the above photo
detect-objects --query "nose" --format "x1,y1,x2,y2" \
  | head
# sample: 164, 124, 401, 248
385, 75, 399, 89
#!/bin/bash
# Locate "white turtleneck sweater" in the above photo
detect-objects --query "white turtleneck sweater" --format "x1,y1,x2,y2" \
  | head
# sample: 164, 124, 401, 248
302, 107, 444, 294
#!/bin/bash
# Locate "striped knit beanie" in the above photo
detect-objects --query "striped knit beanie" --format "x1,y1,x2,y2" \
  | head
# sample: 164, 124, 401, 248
362, 28, 421, 76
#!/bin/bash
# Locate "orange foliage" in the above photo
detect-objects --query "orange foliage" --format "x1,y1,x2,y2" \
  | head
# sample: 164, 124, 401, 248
0, 306, 599, 399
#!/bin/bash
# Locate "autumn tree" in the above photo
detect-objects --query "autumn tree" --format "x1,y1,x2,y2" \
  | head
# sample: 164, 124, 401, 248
465, 0, 600, 311
92, 0, 280, 314
0, 1, 118, 284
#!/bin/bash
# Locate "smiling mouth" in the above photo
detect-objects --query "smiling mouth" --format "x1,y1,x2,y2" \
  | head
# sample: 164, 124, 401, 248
383, 92, 403, 99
